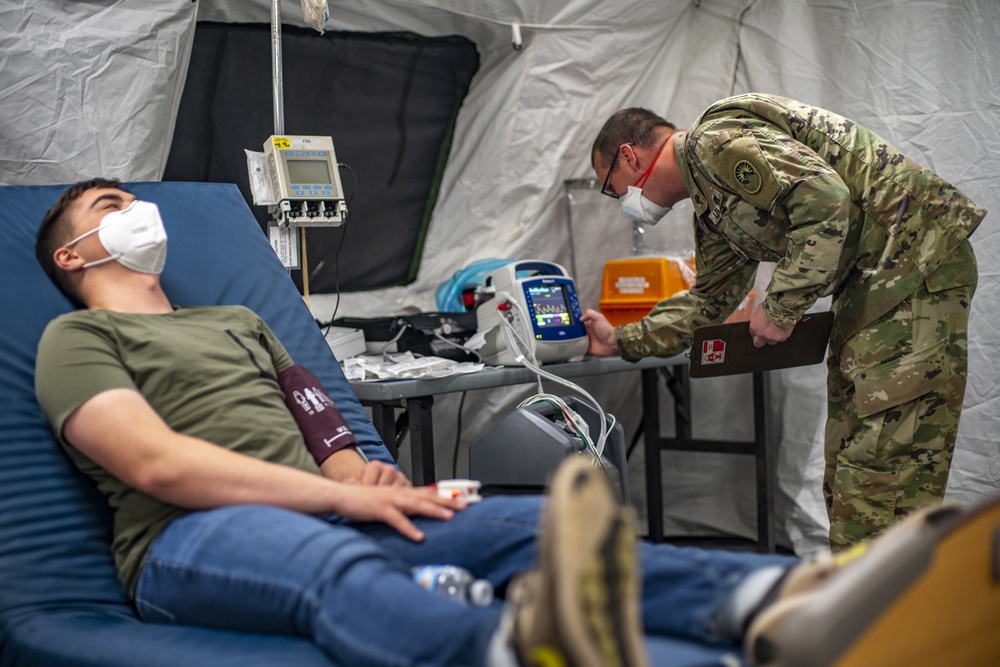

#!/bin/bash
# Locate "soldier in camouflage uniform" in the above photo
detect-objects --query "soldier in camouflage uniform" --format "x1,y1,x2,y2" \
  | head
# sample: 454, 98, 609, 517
585, 93, 985, 550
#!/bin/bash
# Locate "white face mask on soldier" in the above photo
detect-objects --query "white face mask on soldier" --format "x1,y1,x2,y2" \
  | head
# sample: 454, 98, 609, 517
619, 186, 671, 226
64, 200, 168, 274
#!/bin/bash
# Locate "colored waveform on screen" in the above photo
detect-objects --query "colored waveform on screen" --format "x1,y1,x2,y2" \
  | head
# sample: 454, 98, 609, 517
528, 284, 572, 328
535, 313, 571, 327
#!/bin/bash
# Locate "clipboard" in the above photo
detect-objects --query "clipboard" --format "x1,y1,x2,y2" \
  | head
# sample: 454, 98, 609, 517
688, 310, 834, 378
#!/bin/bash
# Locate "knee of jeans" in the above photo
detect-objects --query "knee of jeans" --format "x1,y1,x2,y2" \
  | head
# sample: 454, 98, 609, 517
134, 595, 178, 624
464, 495, 545, 525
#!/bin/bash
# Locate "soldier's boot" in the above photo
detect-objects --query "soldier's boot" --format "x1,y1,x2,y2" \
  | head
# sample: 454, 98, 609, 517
508, 455, 648, 667
746, 498, 1000, 667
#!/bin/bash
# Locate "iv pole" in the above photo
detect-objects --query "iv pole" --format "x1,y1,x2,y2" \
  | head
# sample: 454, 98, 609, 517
271, 0, 284, 135
271, 0, 311, 300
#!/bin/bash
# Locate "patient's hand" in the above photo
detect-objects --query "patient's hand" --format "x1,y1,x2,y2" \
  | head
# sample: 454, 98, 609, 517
351, 460, 412, 487
320, 450, 411, 486
334, 484, 463, 541
315, 443, 411, 487
319, 447, 369, 482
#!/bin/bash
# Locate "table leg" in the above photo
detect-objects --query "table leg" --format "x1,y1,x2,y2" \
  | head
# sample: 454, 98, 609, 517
753, 372, 776, 553
642, 368, 664, 542
369, 403, 399, 461
406, 396, 436, 485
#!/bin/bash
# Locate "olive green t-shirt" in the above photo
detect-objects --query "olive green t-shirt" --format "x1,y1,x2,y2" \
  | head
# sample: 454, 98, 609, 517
34, 305, 321, 596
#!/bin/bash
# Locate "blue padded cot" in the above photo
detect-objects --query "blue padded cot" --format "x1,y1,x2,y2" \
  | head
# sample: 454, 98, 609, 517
0, 182, 739, 667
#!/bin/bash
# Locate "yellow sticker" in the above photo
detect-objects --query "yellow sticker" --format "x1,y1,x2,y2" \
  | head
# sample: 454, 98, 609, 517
734, 160, 761, 194
272, 137, 291, 149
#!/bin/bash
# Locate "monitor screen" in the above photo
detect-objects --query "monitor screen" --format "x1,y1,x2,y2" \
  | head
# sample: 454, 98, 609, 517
528, 284, 572, 328
286, 159, 332, 185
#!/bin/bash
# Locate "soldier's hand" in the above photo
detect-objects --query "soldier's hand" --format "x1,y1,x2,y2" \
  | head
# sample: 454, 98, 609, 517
581, 309, 618, 356
749, 304, 794, 347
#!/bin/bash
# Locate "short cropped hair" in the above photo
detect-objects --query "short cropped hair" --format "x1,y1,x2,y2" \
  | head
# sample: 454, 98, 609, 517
35, 177, 131, 303
591, 107, 676, 169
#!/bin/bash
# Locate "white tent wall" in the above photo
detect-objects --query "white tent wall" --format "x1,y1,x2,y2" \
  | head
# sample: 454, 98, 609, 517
2, 0, 997, 555
0, 1, 198, 183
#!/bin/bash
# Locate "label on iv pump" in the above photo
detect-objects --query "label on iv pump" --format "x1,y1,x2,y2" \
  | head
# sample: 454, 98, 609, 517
278, 136, 326, 149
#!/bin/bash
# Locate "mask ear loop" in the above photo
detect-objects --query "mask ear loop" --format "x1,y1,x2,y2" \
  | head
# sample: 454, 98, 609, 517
60, 226, 120, 268
60, 206, 132, 269
633, 138, 671, 190
62, 225, 101, 250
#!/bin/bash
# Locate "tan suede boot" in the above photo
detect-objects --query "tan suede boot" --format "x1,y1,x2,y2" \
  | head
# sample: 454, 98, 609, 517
510, 455, 648, 667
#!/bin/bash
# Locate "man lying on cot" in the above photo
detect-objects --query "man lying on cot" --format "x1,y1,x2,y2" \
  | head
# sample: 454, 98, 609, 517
32, 178, 998, 667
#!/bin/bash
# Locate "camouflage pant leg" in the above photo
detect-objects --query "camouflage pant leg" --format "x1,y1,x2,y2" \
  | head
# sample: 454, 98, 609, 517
823, 244, 976, 550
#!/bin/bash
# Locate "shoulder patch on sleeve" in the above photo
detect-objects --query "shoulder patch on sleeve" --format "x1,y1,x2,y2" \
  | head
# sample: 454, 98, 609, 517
716, 135, 781, 210
734, 160, 762, 193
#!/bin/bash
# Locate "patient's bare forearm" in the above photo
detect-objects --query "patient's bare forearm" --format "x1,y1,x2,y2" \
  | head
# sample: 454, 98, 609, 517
64, 388, 349, 513
136, 435, 459, 542
143, 435, 351, 511
62, 389, 438, 528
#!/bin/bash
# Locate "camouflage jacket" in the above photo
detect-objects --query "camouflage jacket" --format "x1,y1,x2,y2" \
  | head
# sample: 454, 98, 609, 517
616, 93, 985, 361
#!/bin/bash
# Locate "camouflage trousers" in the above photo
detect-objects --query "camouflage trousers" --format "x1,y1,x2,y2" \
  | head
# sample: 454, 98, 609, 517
824, 240, 977, 550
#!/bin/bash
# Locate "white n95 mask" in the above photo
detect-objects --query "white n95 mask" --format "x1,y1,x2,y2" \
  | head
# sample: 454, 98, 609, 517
65, 200, 168, 274
620, 186, 671, 226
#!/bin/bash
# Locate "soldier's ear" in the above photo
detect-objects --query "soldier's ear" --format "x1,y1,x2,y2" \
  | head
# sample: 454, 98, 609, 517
621, 144, 641, 172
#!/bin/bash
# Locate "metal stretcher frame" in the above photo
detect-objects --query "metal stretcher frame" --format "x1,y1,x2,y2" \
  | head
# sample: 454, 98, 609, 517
349, 357, 777, 552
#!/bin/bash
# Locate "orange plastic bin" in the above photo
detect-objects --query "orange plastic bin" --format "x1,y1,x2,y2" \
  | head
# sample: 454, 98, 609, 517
599, 256, 756, 326
598, 257, 693, 327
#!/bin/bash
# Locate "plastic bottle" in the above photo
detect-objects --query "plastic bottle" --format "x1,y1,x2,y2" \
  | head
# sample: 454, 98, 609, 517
411, 564, 494, 607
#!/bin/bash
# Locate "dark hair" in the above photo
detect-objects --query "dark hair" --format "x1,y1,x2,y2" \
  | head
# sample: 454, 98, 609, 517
591, 107, 676, 169
35, 177, 131, 303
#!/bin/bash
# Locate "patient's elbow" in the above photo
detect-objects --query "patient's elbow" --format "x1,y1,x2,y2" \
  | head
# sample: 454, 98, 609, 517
130, 460, 187, 500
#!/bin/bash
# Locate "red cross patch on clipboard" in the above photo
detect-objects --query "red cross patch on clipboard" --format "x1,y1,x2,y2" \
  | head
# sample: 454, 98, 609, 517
701, 339, 726, 365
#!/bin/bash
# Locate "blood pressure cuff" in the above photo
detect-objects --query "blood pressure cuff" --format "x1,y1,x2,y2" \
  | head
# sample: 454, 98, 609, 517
277, 364, 360, 466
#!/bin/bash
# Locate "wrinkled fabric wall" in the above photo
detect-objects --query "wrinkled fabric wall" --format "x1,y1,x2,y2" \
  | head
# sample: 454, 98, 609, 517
0, 1, 198, 182
2, 0, 997, 555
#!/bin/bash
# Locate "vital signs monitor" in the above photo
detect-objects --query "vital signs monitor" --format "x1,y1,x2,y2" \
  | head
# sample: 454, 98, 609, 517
474, 260, 588, 366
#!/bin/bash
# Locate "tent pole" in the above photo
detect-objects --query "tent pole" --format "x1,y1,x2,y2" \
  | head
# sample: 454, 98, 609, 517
271, 0, 285, 134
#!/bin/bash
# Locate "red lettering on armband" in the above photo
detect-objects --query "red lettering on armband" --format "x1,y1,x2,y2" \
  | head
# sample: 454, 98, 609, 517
277, 364, 360, 466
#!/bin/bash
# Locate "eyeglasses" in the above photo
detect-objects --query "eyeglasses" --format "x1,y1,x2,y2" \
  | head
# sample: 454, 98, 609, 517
601, 142, 633, 199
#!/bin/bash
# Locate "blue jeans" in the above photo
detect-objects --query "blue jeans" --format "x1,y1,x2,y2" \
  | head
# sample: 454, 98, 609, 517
134, 496, 793, 667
